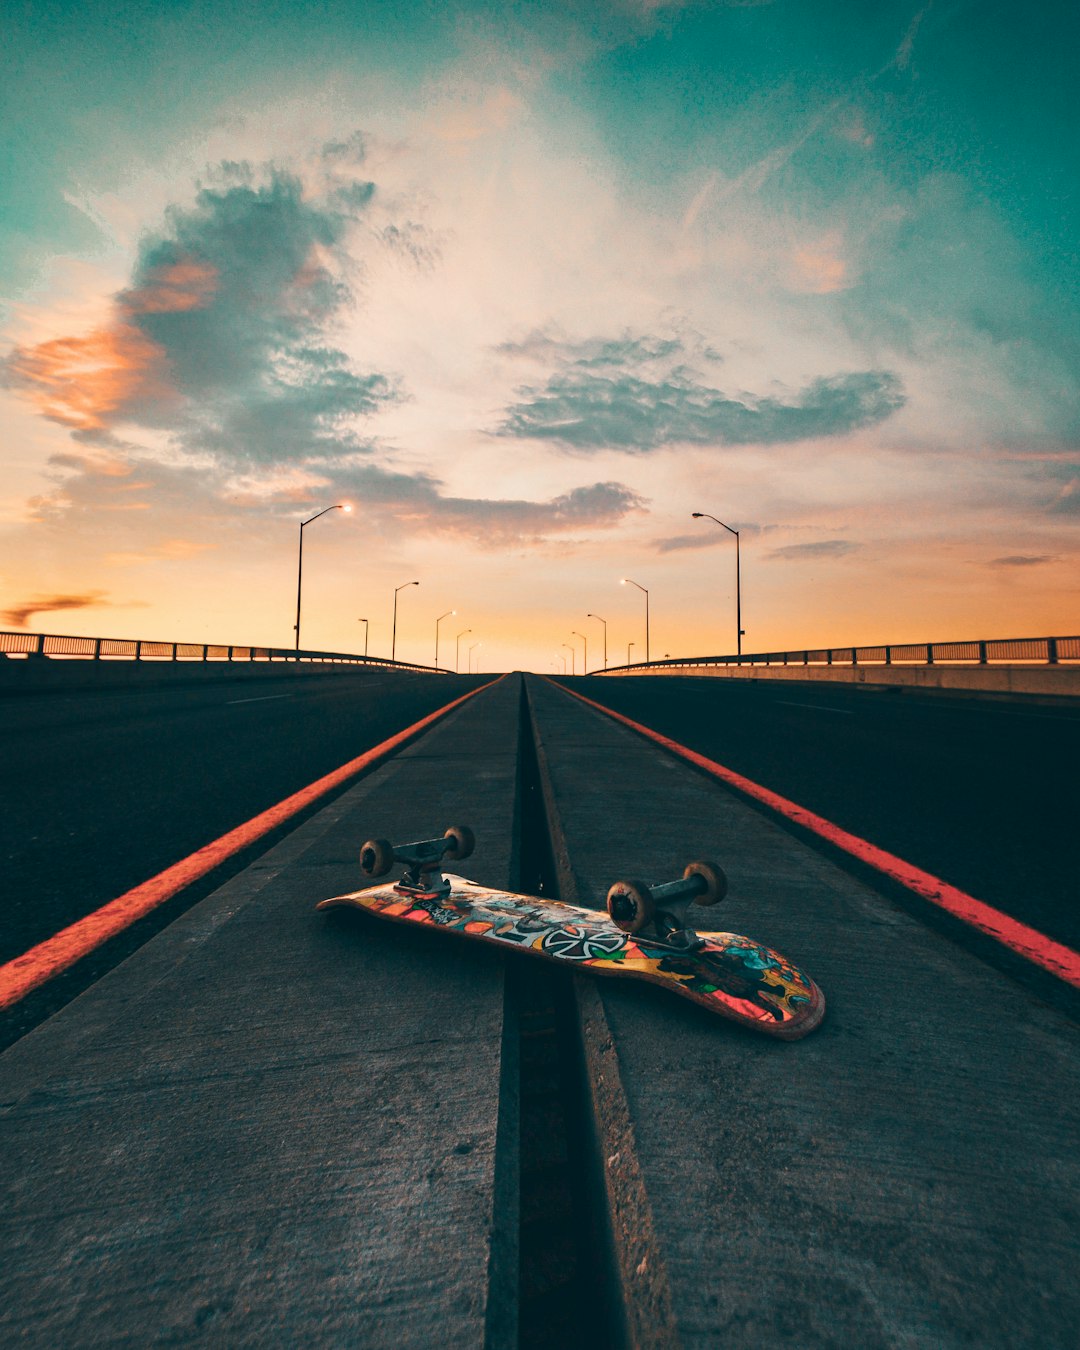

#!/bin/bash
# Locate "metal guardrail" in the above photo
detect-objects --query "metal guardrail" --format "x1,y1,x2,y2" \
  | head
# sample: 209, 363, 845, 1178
0, 630, 443, 673
600, 635, 1080, 674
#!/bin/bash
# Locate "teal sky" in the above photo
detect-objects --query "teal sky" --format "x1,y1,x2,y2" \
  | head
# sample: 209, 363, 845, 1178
2, 1, 1077, 666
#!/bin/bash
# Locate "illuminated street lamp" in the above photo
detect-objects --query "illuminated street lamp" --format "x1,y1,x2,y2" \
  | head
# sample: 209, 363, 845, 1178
434, 610, 456, 670
571, 630, 588, 675
357, 617, 368, 657
392, 581, 419, 662
456, 628, 472, 673
692, 512, 744, 656
561, 642, 575, 676
587, 613, 607, 669
294, 503, 351, 650
620, 578, 649, 664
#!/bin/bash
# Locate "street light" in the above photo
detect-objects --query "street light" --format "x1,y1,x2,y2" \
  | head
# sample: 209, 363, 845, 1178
620, 578, 649, 664
692, 512, 744, 657
468, 642, 480, 673
587, 613, 608, 670
392, 581, 419, 662
294, 503, 351, 650
456, 628, 472, 672
627, 640, 635, 665
561, 642, 575, 676
434, 610, 456, 670
357, 617, 368, 658
572, 630, 588, 675
556, 651, 567, 674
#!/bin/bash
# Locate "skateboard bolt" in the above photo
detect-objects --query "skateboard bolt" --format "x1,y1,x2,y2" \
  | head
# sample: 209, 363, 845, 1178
610, 895, 635, 922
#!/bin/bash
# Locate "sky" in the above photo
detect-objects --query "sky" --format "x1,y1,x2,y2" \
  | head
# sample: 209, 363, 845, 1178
2, 0, 1077, 672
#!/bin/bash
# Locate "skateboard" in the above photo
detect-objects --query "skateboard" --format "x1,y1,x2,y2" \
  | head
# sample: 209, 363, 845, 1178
317, 826, 825, 1039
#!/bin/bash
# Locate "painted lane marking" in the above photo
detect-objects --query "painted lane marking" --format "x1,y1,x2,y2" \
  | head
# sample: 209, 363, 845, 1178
227, 693, 293, 705
554, 681, 1080, 990
775, 701, 854, 715
0, 675, 505, 1010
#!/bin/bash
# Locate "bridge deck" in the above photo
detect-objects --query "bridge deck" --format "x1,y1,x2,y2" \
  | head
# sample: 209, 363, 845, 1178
2, 672, 1078, 1347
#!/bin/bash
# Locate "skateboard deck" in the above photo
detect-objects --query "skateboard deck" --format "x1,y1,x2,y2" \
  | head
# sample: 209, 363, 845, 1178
318, 872, 825, 1040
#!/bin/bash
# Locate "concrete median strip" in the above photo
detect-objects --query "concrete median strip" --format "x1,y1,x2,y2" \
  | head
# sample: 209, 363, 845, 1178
555, 680, 1080, 990
0, 676, 505, 1010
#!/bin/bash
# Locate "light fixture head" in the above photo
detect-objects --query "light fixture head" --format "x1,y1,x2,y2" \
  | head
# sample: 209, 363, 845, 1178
341, 502, 353, 513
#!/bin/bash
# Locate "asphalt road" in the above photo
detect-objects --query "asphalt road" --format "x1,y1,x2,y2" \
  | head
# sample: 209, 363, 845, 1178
0, 669, 486, 966
561, 675, 1080, 950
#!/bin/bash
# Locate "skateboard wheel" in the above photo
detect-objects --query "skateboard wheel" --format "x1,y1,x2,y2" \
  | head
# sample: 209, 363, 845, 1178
360, 838, 394, 877
606, 880, 654, 934
443, 825, 475, 862
683, 860, 727, 906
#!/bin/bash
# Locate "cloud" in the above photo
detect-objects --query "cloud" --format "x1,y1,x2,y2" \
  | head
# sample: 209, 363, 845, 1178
3, 168, 397, 465
765, 540, 860, 562
495, 333, 905, 450
28, 447, 645, 551
2, 591, 116, 627
989, 554, 1059, 567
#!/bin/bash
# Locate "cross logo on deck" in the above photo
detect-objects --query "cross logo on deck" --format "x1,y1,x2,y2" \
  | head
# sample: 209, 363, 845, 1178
318, 825, 825, 1039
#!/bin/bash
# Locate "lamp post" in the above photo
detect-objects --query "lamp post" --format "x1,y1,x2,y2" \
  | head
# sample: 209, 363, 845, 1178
692, 512, 744, 657
434, 610, 456, 670
627, 640, 635, 665
620, 578, 649, 664
358, 618, 368, 657
468, 642, 480, 673
587, 613, 607, 669
456, 628, 472, 673
562, 642, 575, 676
294, 503, 351, 650
572, 630, 588, 675
556, 652, 567, 674
392, 581, 419, 662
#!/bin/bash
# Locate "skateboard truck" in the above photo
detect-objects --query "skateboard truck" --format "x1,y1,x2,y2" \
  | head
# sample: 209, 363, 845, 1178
359, 826, 476, 899
606, 861, 727, 951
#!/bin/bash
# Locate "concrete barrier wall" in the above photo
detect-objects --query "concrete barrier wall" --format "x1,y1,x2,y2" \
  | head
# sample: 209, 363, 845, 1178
0, 656, 444, 695
601, 661, 1080, 698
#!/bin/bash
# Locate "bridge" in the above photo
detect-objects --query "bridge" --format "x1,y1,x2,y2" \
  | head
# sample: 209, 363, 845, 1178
2, 636, 1078, 1347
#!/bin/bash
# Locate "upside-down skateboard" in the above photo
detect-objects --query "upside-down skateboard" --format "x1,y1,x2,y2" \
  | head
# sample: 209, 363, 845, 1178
317, 826, 825, 1039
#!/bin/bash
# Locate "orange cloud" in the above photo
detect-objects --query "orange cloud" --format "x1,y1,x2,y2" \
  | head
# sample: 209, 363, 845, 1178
4, 322, 172, 431
3, 255, 216, 432
121, 257, 218, 315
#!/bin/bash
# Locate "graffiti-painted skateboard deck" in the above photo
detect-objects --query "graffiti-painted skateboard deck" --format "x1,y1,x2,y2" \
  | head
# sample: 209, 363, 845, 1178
318, 842, 824, 1040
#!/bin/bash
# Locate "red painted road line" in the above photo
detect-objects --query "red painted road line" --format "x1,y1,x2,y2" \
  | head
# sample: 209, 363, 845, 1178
557, 681, 1080, 989
0, 676, 505, 1010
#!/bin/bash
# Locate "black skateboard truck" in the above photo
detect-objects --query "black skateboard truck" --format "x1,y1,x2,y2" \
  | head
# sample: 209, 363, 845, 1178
360, 826, 476, 897
606, 861, 727, 951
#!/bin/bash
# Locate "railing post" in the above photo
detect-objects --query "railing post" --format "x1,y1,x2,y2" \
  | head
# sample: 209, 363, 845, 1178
827, 649, 833, 665
1048, 637, 1058, 665
171, 643, 178, 661
885, 646, 892, 665
94, 638, 102, 661
803, 651, 808, 665
228, 646, 234, 661
135, 641, 142, 661
926, 644, 934, 665
36, 634, 46, 656
979, 641, 987, 665
852, 648, 859, 666
202, 645, 209, 662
